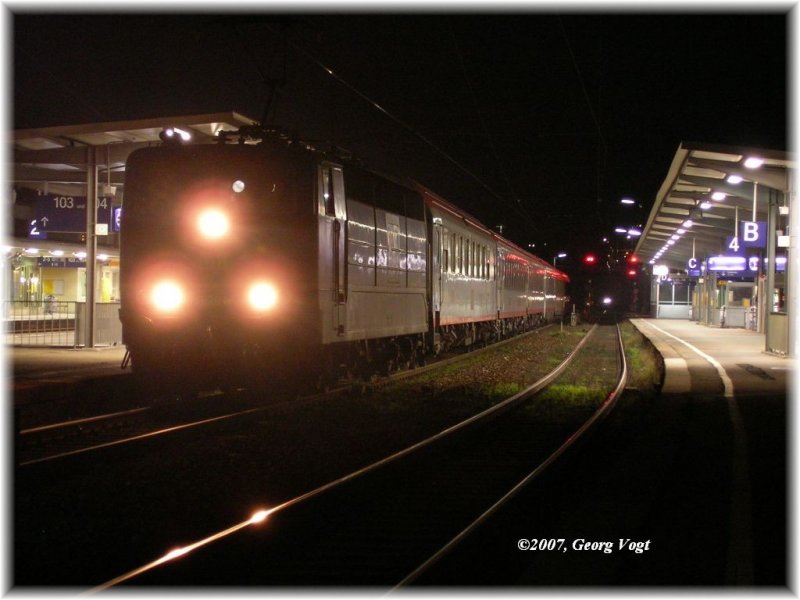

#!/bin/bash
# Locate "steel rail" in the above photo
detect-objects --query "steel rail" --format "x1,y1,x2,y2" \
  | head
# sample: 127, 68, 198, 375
21, 324, 569, 466
85, 324, 598, 593
19, 407, 266, 467
19, 407, 150, 435
391, 323, 628, 590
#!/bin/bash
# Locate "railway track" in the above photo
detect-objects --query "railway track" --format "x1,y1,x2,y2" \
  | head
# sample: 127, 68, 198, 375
85, 323, 626, 590
15, 324, 565, 467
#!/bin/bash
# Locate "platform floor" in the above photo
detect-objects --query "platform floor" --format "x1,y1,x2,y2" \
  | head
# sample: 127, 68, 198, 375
630, 318, 793, 398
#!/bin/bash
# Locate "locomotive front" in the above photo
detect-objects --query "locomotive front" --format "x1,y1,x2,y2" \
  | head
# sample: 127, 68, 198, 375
120, 143, 317, 393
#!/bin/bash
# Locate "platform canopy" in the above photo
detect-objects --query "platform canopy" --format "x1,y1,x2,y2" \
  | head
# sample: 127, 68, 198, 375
11, 111, 257, 196
634, 142, 794, 270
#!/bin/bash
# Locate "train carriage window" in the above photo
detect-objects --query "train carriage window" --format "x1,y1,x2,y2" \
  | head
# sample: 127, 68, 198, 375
454, 235, 459, 274
344, 167, 374, 207
404, 190, 425, 222
321, 168, 335, 216
472, 242, 477, 278
441, 227, 449, 272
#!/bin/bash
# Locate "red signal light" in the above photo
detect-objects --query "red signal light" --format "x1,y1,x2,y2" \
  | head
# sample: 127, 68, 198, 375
584, 254, 597, 265
628, 255, 639, 264
627, 269, 637, 277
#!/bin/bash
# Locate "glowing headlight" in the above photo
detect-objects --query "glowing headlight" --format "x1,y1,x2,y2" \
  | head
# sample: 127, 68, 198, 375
197, 209, 230, 239
150, 281, 185, 314
247, 282, 278, 312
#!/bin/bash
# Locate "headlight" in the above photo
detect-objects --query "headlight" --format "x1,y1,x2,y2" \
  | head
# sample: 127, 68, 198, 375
150, 280, 185, 314
197, 208, 230, 240
247, 282, 278, 312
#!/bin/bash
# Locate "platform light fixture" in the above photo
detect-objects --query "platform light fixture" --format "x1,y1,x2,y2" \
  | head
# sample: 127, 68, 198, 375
159, 126, 192, 144
744, 157, 764, 169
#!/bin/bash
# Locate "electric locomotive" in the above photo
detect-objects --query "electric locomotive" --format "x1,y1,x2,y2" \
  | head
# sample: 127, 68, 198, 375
119, 127, 568, 394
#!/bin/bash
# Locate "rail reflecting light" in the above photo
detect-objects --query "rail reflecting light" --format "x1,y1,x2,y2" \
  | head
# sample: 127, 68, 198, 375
249, 509, 271, 524
164, 547, 190, 560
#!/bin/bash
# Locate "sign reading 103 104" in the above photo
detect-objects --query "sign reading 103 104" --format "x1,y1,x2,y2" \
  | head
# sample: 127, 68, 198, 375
29, 194, 114, 239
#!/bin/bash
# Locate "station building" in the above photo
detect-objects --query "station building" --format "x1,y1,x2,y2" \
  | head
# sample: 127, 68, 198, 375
634, 142, 796, 356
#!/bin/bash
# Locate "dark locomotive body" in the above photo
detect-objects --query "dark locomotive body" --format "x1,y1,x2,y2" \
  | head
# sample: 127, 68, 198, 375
119, 135, 568, 394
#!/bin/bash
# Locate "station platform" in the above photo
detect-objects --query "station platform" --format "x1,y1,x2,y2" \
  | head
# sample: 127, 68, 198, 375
629, 318, 793, 398
7, 345, 128, 402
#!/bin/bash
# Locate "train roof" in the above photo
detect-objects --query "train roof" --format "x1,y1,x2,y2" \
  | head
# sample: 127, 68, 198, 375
411, 182, 570, 283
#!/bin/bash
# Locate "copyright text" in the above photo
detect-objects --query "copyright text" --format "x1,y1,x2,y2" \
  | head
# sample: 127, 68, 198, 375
517, 538, 652, 554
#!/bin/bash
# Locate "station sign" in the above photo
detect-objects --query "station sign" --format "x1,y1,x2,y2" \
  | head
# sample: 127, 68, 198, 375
725, 236, 745, 256
724, 222, 767, 254
112, 207, 123, 232
708, 255, 746, 271
37, 256, 86, 268
686, 257, 702, 277
28, 195, 114, 238
706, 254, 786, 273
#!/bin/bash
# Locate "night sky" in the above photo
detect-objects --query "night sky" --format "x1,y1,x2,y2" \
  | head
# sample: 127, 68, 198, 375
12, 10, 789, 264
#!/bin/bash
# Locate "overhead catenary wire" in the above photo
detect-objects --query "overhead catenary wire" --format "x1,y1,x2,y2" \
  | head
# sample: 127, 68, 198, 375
269, 24, 538, 230
448, 22, 540, 236
558, 17, 608, 209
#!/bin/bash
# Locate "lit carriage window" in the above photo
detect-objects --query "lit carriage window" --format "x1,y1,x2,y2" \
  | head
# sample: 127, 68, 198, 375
451, 233, 456, 273
450, 233, 456, 273
322, 168, 335, 216
471, 241, 476, 278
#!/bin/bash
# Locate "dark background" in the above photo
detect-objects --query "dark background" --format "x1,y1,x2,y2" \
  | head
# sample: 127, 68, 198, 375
12, 11, 789, 263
